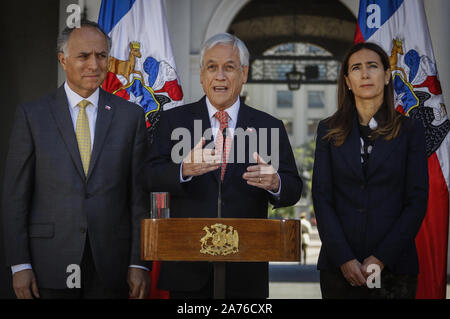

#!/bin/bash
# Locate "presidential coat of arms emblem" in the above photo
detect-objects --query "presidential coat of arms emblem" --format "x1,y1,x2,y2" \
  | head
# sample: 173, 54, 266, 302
200, 224, 239, 256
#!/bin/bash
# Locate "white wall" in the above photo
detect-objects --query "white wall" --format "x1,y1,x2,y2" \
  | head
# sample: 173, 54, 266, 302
424, 0, 450, 114
165, 0, 193, 102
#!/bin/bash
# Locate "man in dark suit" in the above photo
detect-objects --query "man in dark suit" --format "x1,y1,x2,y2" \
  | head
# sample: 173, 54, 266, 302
2, 20, 150, 299
147, 33, 302, 298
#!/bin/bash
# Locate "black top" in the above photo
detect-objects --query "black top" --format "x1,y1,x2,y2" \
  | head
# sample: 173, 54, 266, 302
357, 106, 387, 176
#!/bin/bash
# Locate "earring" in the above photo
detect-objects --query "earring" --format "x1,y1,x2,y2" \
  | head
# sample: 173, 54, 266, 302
348, 87, 351, 91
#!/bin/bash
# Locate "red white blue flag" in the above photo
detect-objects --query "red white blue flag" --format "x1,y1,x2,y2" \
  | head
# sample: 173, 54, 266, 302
98, 0, 183, 140
98, 0, 182, 299
356, 0, 449, 299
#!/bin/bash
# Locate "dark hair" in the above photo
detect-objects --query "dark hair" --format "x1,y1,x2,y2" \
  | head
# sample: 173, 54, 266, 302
57, 19, 112, 56
324, 42, 402, 146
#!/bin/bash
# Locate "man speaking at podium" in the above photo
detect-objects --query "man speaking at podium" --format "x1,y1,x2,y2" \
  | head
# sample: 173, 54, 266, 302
147, 33, 302, 299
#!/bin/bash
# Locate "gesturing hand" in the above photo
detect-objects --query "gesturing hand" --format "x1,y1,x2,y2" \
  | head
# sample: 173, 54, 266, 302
182, 138, 221, 178
243, 152, 280, 192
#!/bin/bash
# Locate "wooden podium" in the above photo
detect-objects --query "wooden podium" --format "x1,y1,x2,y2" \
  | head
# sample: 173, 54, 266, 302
141, 218, 300, 298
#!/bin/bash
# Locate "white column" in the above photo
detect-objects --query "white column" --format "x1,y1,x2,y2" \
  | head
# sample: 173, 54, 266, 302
165, 0, 192, 102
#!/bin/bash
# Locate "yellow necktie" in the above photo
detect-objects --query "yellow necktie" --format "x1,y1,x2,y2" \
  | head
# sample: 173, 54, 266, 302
76, 100, 91, 176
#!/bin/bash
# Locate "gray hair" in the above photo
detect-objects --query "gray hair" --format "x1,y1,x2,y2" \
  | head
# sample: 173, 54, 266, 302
57, 19, 112, 57
199, 33, 249, 68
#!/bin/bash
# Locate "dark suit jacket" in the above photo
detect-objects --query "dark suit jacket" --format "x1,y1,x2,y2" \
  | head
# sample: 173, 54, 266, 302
146, 97, 302, 298
312, 112, 428, 275
2, 86, 150, 291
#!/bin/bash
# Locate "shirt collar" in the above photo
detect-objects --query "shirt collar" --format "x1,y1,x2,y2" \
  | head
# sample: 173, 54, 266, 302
205, 96, 240, 124
368, 117, 378, 130
368, 105, 388, 130
64, 82, 99, 110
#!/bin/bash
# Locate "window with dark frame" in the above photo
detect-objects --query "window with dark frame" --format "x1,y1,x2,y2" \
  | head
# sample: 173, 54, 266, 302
308, 90, 325, 108
277, 90, 293, 108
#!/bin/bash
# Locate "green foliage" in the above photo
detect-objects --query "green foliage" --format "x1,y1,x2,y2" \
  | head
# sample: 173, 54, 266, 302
294, 139, 316, 198
268, 139, 316, 220
294, 139, 316, 173
268, 204, 295, 219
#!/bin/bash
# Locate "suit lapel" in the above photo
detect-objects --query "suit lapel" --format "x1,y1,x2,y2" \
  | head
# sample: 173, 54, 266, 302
337, 112, 365, 181
190, 97, 212, 143
366, 132, 401, 178
49, 86, 86, 181
87, 89, 115, 180
234, 102, 253, 137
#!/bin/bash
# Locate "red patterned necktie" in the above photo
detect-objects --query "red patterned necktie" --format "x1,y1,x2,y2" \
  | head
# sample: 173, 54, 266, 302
214, 111, 232, 181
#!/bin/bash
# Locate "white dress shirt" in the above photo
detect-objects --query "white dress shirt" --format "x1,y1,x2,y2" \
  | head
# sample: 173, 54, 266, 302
205, 96, 240, 142
12, 83, 148, 275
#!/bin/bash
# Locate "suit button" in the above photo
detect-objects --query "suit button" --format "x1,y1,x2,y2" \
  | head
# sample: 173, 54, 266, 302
357, 208, 367, 213
80, 227, 87, 233
360, 183, 366, 190
85, 193, 92, 199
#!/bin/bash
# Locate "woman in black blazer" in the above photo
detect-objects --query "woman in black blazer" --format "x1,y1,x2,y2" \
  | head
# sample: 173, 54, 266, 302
312, 42, 428, 299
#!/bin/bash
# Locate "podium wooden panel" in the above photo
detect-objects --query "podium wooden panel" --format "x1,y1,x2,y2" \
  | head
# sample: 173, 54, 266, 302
141, 218, 300, 262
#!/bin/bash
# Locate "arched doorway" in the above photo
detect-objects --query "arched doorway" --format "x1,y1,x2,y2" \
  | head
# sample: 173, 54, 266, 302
227, 0, 355, 57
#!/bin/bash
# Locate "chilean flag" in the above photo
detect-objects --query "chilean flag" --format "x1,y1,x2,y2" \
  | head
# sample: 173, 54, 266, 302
98, 0, 183, 133
98, 0, 184, 299
356, 0, 449, 299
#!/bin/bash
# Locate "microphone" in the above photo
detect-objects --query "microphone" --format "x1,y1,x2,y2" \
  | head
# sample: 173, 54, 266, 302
222, 127, 227, 153
215, 127, 228, 298
217, 127, 227, 218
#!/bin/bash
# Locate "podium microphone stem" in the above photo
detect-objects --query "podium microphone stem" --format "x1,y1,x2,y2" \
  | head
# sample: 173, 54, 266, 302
214, 127, 227, 299
217, 127, 227, 219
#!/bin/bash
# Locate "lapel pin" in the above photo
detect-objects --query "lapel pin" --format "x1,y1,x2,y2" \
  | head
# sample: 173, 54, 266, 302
105, 105, 111, 111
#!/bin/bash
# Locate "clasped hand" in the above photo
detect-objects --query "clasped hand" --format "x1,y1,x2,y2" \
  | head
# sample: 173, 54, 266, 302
340, 256, 384, 287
